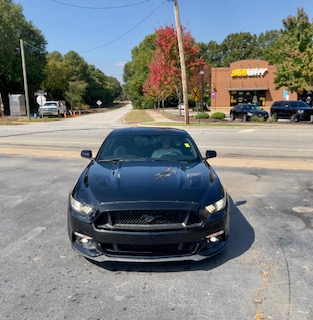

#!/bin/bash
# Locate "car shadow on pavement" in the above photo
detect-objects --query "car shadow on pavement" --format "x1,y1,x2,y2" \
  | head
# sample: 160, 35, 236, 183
90, 197, 255, 272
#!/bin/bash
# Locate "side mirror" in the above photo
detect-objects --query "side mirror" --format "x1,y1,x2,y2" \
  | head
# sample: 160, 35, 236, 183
81, 150, 93, 159
205, 150, 217, 159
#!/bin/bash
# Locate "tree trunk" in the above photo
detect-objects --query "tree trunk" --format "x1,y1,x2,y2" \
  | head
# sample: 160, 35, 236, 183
0, 75, 10, 116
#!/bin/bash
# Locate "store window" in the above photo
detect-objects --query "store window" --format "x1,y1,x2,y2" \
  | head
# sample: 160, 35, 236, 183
230, 90, 266, 106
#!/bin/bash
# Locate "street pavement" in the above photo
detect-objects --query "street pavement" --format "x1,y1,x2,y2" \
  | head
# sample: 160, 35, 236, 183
1, 104, 313, 319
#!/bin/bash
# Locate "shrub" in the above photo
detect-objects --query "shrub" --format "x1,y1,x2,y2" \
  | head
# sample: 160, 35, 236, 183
193, 106, 204, 112
251, 115, 266, 122
192, 112, 209, 119
210, 112, 226, 119
81, 104, 90, 110
268, 116, 276, 123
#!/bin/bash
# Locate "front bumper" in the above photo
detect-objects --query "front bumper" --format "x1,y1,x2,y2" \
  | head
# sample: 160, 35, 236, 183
68, 201, 230, 263
38, 109, 59, 116
298, 111, 313, 121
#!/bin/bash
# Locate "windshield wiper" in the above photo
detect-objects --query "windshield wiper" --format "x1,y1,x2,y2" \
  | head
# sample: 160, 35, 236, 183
97, 158, 125, 163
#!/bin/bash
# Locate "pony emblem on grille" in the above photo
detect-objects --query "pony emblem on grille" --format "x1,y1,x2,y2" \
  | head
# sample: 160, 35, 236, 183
140, 214, 160, 223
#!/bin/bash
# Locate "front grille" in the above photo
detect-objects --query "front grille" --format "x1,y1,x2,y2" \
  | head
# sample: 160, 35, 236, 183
101, 242, 198, 257
95, 210, 202, 230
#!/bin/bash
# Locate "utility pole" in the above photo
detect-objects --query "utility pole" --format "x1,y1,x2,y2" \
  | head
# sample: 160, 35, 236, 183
170, 0, 189, 124
20, 39, 31, 120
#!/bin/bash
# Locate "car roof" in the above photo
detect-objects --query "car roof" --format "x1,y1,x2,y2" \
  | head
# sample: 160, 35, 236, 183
234, 104, 258, 107
109, 127, 189, 136
273, 100, 306, 103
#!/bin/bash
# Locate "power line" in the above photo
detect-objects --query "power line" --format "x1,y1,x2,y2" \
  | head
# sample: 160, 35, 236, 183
79, 0, 166, 53
50, 0, 151, 9
23, 40, 46, 54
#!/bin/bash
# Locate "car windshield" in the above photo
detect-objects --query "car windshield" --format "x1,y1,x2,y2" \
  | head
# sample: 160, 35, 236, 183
96, 133, 200, 162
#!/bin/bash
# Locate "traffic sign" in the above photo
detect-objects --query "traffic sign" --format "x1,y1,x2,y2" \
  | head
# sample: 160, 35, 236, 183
34, 91, 47, 96
36, 95, 46, 105
192, 87, 200, 101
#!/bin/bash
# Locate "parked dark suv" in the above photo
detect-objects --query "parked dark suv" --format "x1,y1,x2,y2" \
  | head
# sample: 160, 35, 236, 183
270, 100, 313, 122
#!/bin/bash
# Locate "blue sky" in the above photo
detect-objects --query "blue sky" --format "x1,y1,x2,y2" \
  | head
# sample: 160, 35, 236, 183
15, 0, 313, 83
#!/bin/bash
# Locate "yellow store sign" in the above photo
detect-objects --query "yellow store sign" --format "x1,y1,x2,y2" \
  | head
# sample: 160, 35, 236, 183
231, 68, 268, 77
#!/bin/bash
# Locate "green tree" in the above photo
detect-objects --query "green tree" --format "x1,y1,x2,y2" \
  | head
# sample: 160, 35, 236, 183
219, 32, 260, 66
258, 30, 283, 64
123, 34, 157, 108
274, 8, 313, 93
199, 41, 223, 67
43, 51, 69, 99
84, 65, 108, 106
65, 80, 88, 110
63, 50, 89, 82
0, 0, 46, 114
105, 76, 122, 102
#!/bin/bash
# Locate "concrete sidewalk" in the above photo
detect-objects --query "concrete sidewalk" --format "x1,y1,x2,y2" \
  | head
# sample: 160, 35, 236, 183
145, 110, 176, 122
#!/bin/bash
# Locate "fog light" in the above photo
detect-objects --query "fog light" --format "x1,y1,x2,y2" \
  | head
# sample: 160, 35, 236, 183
80, 237, 90, 246
74, 232, 95, 248
206, 230, 224, 243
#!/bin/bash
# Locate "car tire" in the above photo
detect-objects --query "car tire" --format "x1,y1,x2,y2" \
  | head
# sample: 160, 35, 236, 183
242, 114, 248, 122
272, 112, 278, 122
290, 113, 298, 122
230, 113, 235, 121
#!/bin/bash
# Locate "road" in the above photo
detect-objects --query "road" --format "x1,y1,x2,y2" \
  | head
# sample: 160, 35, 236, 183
0, 104, 313, 320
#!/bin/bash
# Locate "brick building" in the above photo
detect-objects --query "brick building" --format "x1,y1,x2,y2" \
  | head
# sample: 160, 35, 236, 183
210, 59, 297, 112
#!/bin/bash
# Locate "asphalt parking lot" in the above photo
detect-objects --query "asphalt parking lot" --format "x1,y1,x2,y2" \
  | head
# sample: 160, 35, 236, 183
0, 105, 313, 319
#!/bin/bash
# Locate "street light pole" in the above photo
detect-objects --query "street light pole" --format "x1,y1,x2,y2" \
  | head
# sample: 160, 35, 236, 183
200, 69, 204, 112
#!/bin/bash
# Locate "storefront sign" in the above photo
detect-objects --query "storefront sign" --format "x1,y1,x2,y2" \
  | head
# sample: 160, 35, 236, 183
231, 68, 268, 77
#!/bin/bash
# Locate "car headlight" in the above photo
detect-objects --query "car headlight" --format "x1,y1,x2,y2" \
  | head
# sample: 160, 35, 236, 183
247, 112, 253, 116
202, 192, 227, 218
70, 195, 94, 216
297, 109, 304, 114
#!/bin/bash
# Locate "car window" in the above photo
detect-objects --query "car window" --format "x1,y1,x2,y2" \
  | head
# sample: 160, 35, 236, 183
290, 101, 309, 108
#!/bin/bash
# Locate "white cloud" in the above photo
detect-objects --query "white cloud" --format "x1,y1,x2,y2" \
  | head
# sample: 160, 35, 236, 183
115, 61, 127, 68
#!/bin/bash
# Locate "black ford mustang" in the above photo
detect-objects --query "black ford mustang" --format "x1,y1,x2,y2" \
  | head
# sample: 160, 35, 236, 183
68, 127, 230, 262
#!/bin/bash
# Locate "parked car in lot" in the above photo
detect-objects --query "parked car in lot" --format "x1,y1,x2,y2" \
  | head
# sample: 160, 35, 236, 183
230, 104, 269, 121
68, 127, 230, 263
270, 100, 313, 122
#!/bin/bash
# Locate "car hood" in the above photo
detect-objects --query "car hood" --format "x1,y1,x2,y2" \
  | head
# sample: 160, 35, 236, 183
73, 160, 224, 208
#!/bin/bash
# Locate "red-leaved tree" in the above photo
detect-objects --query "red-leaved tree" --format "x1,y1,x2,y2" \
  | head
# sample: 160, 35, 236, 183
143, 25, 206, 106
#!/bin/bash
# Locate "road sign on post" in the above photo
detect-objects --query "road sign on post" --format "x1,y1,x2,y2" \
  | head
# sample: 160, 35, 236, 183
96, 100, 102, 108
36, 95, 46, 106
192, 87, 200, 101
